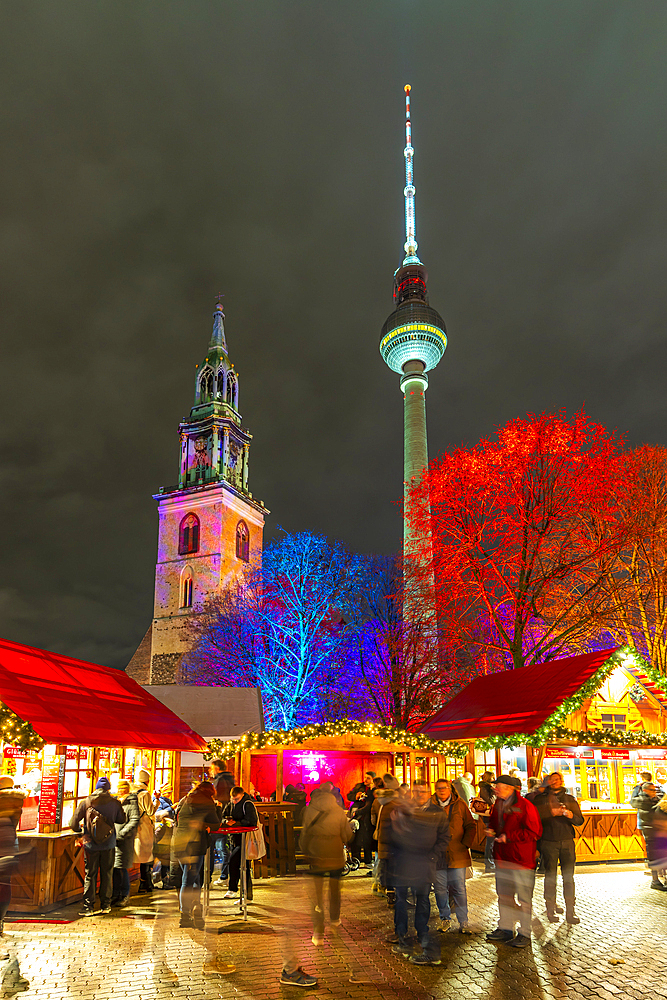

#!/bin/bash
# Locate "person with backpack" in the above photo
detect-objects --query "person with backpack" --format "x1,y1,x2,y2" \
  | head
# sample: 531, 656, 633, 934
133, 769, 158, 895
70, 777, 126, 917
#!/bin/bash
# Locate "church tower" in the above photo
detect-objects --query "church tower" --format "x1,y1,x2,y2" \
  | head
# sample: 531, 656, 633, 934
127, 299, 267, 684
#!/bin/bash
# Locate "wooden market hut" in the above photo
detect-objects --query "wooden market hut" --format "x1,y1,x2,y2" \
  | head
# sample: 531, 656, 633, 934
0, 636, 207, 913
209, 720, 469, 876
422, 646, 667, 863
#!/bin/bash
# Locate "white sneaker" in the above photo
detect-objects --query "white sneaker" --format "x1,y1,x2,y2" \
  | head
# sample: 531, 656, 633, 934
223, 890, 237, 899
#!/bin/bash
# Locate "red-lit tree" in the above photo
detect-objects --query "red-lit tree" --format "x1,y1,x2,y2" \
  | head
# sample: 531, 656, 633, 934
603, 445, 667, 675
408, 411, 628, 671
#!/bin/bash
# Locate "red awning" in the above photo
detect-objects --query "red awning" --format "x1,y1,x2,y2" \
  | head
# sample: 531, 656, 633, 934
421, 648, 619, 741
0, 636, 207, 752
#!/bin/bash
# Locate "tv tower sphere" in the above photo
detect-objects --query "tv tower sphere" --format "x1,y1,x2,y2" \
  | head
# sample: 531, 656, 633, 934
380, 85, 447, 551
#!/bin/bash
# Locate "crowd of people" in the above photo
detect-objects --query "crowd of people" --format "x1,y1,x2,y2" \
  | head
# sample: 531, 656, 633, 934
0, 758, 657, 988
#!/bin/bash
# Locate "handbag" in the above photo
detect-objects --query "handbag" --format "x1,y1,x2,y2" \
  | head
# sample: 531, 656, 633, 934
246, 823, 266, 861
372, 804, 385, 841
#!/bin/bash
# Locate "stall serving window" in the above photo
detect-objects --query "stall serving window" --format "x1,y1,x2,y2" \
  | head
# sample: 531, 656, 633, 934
542, 747, 667, 808
474, 749, 496, 786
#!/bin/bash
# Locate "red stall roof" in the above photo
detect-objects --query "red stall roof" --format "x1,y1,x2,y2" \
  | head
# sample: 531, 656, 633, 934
422, 648, 619, 741
0, 636, 207, 752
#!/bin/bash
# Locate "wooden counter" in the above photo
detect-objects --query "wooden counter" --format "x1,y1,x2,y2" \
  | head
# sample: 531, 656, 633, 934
574, 809, 645, 863
11, 831, 85, 914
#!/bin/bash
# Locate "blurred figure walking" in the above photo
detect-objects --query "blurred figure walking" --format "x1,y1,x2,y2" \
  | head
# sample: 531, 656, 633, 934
387, 781, 448, 966
172, 780, 222, 928
532, 771, 583, 923
300, 782, 353, 945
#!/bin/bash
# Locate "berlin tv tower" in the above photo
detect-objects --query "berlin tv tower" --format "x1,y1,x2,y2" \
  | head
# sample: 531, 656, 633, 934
379, 85, 447, 558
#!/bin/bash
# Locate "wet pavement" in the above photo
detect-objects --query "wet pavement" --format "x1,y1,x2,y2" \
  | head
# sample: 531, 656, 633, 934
2, 861, 666, 999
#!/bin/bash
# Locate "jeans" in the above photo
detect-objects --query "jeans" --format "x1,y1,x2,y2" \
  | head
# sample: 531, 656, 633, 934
310, 868, 342, 935
112, 866, 130, 900
179, 860, 203, 914
484, 827, 495, 870
495, 866, 536, 937
434, 866, 468, 923
541, 839, 576, 904
209, 833, 229, 879
228, 841, 252, 893
394, 884, 439, 961
139, 861, 153, 890
83, 848, 114, 910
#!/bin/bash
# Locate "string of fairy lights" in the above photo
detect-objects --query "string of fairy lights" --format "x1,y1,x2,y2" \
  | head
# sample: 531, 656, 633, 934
0, 703, 44, 752
207, 646, 667, 760
205, 719, 469, 760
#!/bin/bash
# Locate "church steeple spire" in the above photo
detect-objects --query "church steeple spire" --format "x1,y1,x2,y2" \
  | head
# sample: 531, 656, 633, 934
210, 296, 228, 352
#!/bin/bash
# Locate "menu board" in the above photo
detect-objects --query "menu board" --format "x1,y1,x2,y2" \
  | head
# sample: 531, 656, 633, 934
38, 752, 66, 827
601, 749, 630, 760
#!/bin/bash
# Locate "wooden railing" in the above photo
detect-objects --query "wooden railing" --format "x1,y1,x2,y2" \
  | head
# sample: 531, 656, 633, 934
252, 802, 297, 878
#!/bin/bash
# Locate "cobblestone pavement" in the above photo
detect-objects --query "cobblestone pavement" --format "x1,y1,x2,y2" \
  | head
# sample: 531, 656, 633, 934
2, 862, 666, 999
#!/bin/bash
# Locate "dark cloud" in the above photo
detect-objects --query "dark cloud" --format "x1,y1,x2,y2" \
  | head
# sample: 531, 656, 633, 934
1, 2, 666, 665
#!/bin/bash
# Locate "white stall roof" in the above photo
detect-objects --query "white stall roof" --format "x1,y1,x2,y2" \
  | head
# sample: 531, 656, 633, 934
143, 685, 264, 741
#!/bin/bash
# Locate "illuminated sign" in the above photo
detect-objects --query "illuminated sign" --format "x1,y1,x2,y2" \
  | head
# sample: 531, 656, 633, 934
545, 747, 594, 759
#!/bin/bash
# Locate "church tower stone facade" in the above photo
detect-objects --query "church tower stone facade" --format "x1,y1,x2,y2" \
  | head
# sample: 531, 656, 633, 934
127, 300, 267, 684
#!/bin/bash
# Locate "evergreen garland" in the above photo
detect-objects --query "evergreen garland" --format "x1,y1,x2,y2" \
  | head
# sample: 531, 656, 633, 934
206, 718, 468, 759
0, 703, 44, 752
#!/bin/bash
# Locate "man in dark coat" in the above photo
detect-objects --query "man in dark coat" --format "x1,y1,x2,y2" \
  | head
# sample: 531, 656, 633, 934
70, 777, 126, 917
111, 780, 140, 907
532, 771, 584, 923
635, 783, 667, 891
222, 786, 259, 901
387, 781, 449, 966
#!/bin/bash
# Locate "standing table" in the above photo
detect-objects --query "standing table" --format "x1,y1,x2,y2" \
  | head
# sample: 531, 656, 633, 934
220, 823, 257, 922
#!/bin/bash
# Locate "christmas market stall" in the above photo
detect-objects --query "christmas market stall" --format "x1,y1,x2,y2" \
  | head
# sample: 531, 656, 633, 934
206, 720, 468, 876
0, 636, 207, 913
422, 646, 667, 863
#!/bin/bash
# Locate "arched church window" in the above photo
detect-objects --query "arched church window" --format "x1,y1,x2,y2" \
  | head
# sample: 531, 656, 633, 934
199, 367, 214, 402
180, 570, 194, 608
179, 513, 200, 555
216, 369, 226, 400
236, 520, 250, 562
227, 373, 236, 407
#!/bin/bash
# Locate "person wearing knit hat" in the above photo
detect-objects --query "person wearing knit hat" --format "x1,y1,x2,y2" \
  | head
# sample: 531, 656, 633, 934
69, 776, 126, 916
133, 769, 158, 895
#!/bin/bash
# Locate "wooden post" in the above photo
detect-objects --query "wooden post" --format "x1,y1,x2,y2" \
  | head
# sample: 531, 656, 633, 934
409, 752, 416, 785
276, 747, 284, 802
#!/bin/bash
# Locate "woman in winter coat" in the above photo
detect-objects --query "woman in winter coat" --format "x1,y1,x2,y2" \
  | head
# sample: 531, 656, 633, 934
371, 775, 400, 895
172, 781, 222, 927
133, 769, 158, 894
111, 780, 140, 907
0, 777, 25, 936
300, 783, 353, 944
426, 780, 476, 932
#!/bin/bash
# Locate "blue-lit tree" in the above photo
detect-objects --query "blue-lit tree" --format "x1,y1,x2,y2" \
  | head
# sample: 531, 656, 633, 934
182, 531, 364, 727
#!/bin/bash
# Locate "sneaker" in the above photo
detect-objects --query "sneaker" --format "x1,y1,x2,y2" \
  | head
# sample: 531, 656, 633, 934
650, 880, 667, 891
459, 923, 472, 934
192, 903, 205, 930
331, 918, 341, 928
485, 928, 513, 941
506, 933, 531, 948
99, 906, 112, 915
385, 932, 399, 944
179, 912, 194, 928
279, 967, 317, 987
116, 896, 129, 908
214, 878, 228, 886
438, 918, 451, 933
311, 933, 324, 945
391, 941, 412, 957
78, 908, 95, 917
409, 954, 442, 966
223, 890, 237, 899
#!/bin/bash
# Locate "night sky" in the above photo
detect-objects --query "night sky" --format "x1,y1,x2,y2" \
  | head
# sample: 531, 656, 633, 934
1, 3, 666, 669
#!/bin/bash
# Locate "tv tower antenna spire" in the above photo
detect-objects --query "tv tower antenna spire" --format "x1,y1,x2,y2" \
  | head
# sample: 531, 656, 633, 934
403, 84, 420, 264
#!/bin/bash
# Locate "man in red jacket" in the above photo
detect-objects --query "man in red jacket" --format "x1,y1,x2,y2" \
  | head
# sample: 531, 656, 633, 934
485, 774, 542, 948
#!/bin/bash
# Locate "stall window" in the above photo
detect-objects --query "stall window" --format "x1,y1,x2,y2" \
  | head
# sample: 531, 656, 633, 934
154, 751, 174, 796
414, 756, 429, 785
445, 757, 465, 782
62, 746, 95, 829
430, 758, 439, 789
585, 762, 612, 802
394, 753, 408, 786
474, 749, 496, 787
600, 713, 626, 732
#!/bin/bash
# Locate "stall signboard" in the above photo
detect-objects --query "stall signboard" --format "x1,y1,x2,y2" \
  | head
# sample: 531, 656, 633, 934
39, 752, 66, 827
3, 746, 26, 759
601, 749, 630, 760
545, 747, 594, 759
638, 749, 667, 760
